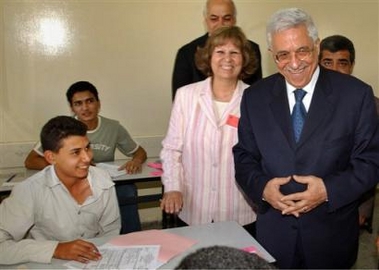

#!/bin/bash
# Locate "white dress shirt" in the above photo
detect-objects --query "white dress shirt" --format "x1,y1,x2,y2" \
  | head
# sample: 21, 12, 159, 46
0, 165, 121, 265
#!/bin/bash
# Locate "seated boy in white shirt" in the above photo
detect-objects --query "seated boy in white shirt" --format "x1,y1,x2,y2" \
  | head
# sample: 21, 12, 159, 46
0, 116, 121, 265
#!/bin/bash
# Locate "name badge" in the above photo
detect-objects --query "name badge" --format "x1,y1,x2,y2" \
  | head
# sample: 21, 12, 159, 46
226, 114, 239, 128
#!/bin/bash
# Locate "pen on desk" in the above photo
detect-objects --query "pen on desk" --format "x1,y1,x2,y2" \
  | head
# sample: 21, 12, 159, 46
6, 174, 16, 182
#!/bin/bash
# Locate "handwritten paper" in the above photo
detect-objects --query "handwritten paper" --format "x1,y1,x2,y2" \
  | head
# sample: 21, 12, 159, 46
109, 229, 197, 263
65, 245, 160, 269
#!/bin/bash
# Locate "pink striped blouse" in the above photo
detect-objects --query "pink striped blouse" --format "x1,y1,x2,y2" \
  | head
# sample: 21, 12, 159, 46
160, 78, 256, 226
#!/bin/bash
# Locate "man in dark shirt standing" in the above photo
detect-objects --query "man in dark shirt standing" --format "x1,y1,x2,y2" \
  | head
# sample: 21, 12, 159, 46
171, 0, 262, 99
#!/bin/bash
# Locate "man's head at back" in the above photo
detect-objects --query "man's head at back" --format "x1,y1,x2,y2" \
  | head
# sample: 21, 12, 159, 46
66, 81, 99, 106
66, 81, 99, 107
41, 116, 87, 153
204, 0, 236, 35
319, 35, 355, 75
176, 245, 276, 269
66, 81, 101, 125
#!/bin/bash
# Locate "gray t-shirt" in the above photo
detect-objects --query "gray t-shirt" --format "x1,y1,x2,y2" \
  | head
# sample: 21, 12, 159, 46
35, 116, 138, 162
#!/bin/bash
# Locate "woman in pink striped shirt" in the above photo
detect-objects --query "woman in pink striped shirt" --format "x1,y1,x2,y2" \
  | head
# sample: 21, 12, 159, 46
160, 26, 259, 236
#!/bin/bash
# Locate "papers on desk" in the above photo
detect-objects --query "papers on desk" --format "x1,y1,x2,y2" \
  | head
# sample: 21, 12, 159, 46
65, 245, 160, 269
96, 163, 126, 178
1, 173, 21, 187
65, 230, 196, 269
109, 229, 197, 263
147, 162, 162, 170
96, 160, 163, 178
147, 161, 163, 177
1, 181, 17, 187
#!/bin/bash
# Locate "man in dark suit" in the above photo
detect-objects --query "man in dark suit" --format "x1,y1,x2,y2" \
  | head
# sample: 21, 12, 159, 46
319, 35, 379, 233
171, 0, 262, 99
233, 8, 379, 269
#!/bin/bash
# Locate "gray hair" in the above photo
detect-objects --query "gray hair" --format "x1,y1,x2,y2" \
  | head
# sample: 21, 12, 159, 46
203, 0, 237, 18
266, 8, 319, 50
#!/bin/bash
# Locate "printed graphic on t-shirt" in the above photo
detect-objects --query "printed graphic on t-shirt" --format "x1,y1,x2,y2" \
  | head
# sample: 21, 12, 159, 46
91, 143, 111, 152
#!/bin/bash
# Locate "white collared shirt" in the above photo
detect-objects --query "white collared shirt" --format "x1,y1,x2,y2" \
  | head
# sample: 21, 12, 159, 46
0, 166, 121, 265
287, 66, 320, 113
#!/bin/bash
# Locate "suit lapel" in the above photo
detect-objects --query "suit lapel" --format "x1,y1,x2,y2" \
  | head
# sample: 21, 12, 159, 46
269, 77, 295, 148
268, 70, 336, 149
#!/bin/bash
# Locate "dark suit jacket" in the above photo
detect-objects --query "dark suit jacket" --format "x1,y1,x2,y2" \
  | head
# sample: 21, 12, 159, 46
172, 33, 262, 100
233, 67, 379, 269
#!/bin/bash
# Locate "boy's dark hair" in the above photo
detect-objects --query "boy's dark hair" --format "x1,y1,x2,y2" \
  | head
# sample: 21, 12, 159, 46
66, 81, 99, 105
40, 116, 87, 152
176, 245, 277, 269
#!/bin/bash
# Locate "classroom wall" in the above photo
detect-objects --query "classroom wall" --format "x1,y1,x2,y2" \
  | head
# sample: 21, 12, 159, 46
0, 0, 378, 168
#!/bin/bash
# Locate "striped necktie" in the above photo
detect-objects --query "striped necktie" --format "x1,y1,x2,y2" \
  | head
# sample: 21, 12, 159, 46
292, 89, 307, 142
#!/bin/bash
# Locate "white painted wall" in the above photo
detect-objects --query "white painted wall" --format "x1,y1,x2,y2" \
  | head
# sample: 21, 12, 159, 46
0, 1, 378, 168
